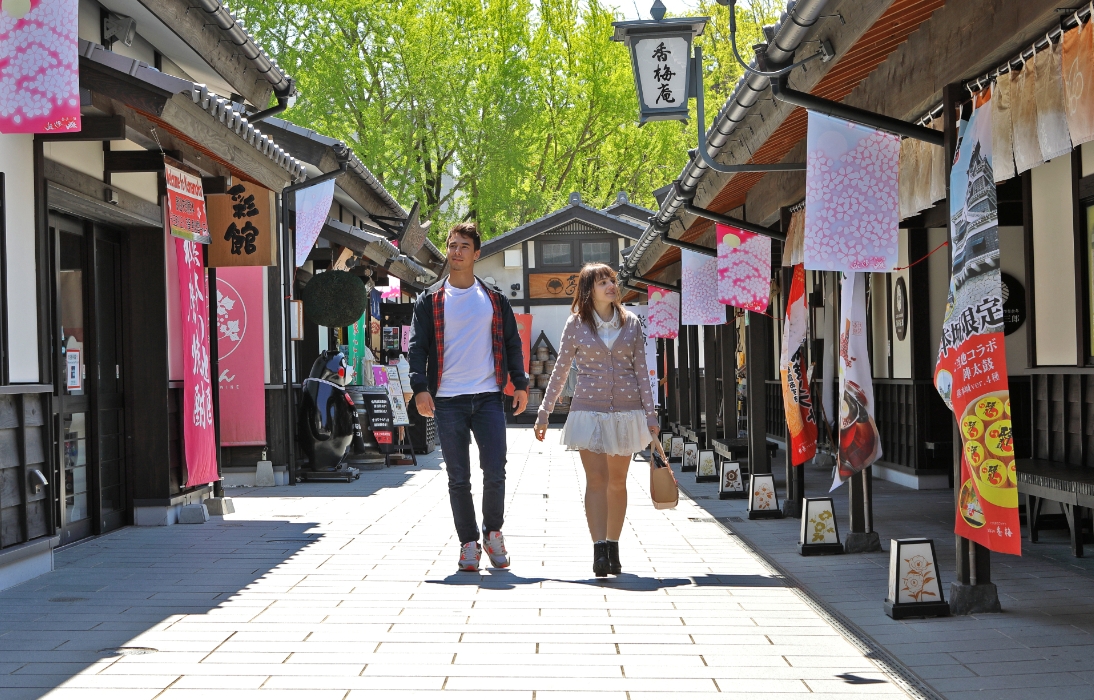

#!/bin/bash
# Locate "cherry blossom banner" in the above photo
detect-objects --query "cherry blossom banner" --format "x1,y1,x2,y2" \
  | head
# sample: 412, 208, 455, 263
0, 0, 81, 134
646, 286, 679, 339
176, 238, 218, 486
216, 267, 266, 446
716, 224, 770, 312
681, 250, 724, 325
293, 179, 336, 267
934, 88, 1020, 556
804, 111, 899, 273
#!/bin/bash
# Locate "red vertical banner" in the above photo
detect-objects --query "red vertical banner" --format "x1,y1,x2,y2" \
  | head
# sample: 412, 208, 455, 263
780, 265, 817, 466
215, 267, 266, 446
505, 313, 532, 396
176, 238, 218, 485
935, 88, 1021, 555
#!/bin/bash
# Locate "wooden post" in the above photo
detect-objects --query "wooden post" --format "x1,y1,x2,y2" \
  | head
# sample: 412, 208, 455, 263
746, 311, 770, 474
678, 325, 692, 429
688, 325, 701, 437
704, 324, 720, 449
666, 338, 678, 427
656, 339, 667, 430
720, 313, 739, 443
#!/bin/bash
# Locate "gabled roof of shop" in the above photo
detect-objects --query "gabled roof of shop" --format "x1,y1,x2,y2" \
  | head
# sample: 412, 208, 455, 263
98, 0, 294, 109
603, 192, 655, 224
79, 39, 306, 184
480, 195, 645, 260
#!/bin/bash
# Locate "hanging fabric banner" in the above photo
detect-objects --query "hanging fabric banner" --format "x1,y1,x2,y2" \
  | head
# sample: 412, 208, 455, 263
627, 304, 661, 404
781, 211, 805, 268
804, 111, 900, 273
780, 265, 817, 466
347, 310, 368, 384
1012, 62, 1044, 175
681, 249, 724, 325
716, 224, 771, 312
831, 272, 881, 490
1063, 17, 1094, 147
175, 238, 218, 485
0, 0, 81, 134
646, 286, 680, 339
216, 267, 266, 446
1033, 41, 1073, 162
504, 313, 532, 397
165, 161, 211, 243
993, 72, 1018, 183
935, 89, 1021, 556
293, 179, 336, 267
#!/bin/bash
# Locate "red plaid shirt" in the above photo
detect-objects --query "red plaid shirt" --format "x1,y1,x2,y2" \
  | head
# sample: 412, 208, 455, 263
431, 280, 507, 390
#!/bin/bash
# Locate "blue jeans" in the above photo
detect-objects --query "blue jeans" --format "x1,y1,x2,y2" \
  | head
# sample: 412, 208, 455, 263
434, 392, 507, 544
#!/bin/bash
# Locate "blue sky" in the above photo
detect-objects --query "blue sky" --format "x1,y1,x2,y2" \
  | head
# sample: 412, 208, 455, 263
614, 0, 700, 20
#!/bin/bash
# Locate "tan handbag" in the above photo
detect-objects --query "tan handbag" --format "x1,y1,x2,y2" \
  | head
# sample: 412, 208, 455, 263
650, 438, 679, 510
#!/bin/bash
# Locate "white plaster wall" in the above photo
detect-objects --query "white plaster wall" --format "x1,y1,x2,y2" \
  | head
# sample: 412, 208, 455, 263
43, 140, 102, 180
0, 135, 40, 382
475, 252, 523, 303
110, 31, 157, 67
891, 231, 911, 379
1030, 157, 1078, 366
78, 0, 100, 43
927, 227, 949, 372
998, 226, 1029, 371
530, 304, 572, 355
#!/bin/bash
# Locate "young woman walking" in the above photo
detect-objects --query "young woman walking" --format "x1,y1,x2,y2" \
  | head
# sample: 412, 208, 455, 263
534, 263, 658, 577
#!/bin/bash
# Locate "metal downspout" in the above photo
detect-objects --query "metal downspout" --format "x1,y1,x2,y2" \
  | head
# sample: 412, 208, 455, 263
622, 0, 830, 281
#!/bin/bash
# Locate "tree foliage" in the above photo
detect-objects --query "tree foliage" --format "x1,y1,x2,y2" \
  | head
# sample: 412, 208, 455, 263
234, 0, 778, 241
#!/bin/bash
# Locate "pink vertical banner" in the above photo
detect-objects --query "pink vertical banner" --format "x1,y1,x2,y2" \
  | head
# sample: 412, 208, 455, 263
176, 238, 218, 485
717, 224, 771, 312
681, 249, 724, 325
646, 286, 680, 339
401, 325, 411, 353
0, 0, 81, 134
215, 267, 266, 446
293, 179, 335, 267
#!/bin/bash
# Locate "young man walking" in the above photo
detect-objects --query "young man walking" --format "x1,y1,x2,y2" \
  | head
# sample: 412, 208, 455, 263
408, 222, 529, 571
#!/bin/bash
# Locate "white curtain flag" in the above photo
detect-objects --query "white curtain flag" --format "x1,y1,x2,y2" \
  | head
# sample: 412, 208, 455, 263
831, 272, 882, 490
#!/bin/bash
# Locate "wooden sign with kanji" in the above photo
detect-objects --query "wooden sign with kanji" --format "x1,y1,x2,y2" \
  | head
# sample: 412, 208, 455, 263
206, 181, 278, 267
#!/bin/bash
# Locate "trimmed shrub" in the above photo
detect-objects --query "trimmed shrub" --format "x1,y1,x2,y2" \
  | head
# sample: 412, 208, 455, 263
301, 270, 368, 328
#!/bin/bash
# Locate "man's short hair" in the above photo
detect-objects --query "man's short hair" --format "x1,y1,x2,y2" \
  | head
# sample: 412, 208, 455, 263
447, 222, 481, 251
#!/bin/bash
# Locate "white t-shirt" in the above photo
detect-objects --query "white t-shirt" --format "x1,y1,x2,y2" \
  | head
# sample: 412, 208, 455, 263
436, 280, 499, 397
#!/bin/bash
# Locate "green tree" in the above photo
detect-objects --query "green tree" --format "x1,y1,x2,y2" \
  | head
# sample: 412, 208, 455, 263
233, 0, 777, 241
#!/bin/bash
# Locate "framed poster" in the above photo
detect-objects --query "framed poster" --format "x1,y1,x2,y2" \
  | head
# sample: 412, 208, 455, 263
384, 366, 410, 426
65, 349, 81, 390
682, 442, 698, 472
696, 450, 718, 482
669, 436, 684, 463
661, 432, 673, 452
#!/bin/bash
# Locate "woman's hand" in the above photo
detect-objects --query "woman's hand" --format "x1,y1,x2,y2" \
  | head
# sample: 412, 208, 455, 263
534, 423, 547, 441
649, 425, 660, 439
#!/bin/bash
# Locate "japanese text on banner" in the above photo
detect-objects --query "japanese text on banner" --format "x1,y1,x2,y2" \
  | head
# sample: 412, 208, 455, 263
176, 238, 218, 485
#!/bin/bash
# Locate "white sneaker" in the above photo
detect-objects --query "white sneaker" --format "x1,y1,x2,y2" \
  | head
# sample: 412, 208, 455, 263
484, 531, 510, 568
458, 541, 481, 571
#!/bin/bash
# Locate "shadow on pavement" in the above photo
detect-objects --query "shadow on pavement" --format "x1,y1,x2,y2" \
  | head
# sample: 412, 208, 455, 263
426, 570, 784, 590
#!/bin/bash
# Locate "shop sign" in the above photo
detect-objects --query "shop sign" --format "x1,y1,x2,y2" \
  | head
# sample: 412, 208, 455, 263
215, 267, 266, 446
504, 313, 532, 396
384, 366, 410, 426
207, 182, 277, 267
528, 272, 578, 299
65, 349, 81, 390
165, 160, 211, 244
934, 88, 1021, 556
0, 0, 81, 134
1000, 272, 1026, 336
893, 277, 907, 341
175, 237, 218, 486
347, 310, 368, 383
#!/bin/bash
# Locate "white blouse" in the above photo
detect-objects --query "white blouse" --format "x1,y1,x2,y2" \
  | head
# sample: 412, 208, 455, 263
594, 308, 623, 350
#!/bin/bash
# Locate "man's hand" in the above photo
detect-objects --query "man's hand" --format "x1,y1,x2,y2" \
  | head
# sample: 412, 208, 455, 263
512, 389, 528, 415
414, 392, 435, 418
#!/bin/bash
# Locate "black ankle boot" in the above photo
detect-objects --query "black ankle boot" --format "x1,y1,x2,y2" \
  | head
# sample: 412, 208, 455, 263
593, 542, 610, 578
607, 541, 621, 575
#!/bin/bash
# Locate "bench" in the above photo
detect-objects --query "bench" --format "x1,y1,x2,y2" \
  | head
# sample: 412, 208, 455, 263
1016, 459, 1094, 557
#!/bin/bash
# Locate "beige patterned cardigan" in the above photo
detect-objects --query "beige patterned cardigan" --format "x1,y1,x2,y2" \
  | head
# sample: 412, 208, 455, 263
536, 310, 658, 428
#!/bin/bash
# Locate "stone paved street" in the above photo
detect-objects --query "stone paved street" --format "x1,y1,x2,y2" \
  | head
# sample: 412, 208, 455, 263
0, 427, 904, 699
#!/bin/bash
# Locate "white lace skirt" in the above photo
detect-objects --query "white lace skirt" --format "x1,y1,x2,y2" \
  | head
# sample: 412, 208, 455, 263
560, 409, 652, 456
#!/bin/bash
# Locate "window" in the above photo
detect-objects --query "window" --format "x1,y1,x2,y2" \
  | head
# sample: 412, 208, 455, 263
582, 241, 612, 264
503, 249, 522, 268
541, 242, 572, 266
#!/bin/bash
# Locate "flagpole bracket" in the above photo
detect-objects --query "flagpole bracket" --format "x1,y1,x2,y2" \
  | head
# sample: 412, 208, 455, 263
681, 200, 787, 243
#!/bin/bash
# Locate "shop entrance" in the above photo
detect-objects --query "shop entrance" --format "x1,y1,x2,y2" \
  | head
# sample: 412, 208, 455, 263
50, 214, 127, 545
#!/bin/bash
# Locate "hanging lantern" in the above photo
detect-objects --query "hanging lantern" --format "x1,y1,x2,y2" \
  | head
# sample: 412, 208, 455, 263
885, 538, 950, 619
719, 460, 746, 499
747, 473, 783, 520
798, 497, 844, 555
610, 3, 708, 125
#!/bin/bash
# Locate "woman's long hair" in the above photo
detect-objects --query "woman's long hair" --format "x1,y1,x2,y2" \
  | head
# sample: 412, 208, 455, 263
571, 263, 625, 329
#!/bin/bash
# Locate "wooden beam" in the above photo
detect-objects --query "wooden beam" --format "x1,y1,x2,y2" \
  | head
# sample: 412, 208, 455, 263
36, 115, 126, 142
104, 150, 181, 173
80, 60, 173, 116
134, 0, 274, 109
